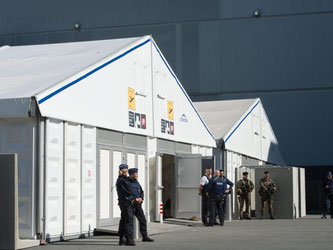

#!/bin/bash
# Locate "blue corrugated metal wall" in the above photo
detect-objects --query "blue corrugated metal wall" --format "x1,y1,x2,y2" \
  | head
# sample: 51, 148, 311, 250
1, 0, 333, 166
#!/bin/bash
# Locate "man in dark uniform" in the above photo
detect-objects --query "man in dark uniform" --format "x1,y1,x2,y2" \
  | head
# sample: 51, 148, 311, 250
322, 171, 333, 219
259, 171, 277, 219
128, 168, 154, 242
199, 167, 212, 226
236, 172, 254, 220
116, 164, 135, 246
207, 170, 231, 226
219, 170, 234, 218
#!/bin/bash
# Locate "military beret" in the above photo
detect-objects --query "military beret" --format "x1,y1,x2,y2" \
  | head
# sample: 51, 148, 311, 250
242, 172, 249, 176
128, 168, 138, 175
119, 164, 128, 170
264, 171, 269, 174
328, 171, 332, 177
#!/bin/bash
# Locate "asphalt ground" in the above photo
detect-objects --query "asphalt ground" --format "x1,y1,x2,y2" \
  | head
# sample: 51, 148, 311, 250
29, 216, 333, 250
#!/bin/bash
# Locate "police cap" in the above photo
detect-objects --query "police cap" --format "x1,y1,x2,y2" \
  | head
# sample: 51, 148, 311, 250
128, 168, 138, 175
242, 172, 249, 176
264, 171, 269, 174
119, 164, 128, 170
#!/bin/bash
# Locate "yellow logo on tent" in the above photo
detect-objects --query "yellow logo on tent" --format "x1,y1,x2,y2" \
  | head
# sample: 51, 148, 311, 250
128, 88, 135, 110
167, 100, 174, 120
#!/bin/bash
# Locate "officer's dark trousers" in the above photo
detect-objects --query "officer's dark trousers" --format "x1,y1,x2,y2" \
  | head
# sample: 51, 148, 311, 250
202, 194, 210, 224
329, 194, 333, 217
132, 204, 148, 236
209, 196, 224, 226
118, 201, 134, 240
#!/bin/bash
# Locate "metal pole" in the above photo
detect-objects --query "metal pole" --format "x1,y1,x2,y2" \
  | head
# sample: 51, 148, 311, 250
159, 202, 163, 224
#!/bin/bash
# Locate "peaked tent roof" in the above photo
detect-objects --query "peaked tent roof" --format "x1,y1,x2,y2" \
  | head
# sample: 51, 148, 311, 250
0, 37, 141, 98
194, 98, 255, 142
195, 98, 285, 164
0, 36, 216, 148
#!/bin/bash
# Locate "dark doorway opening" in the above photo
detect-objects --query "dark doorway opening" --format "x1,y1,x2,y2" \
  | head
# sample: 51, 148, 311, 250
304, 166, 333, 214
162, 154, 175, 218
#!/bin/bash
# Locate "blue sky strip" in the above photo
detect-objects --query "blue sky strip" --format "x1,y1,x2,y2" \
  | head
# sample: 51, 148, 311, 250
224, 100, 261, 143
38, 38, 150, 104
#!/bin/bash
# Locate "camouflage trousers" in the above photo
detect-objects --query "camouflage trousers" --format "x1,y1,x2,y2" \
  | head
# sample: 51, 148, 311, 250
260, 195, 274, 217
238, 194, 251, 218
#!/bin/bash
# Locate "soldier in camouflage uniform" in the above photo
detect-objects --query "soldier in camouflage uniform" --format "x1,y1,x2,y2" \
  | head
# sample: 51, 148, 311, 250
259, 171, 277, 220
236, 172, 254, 220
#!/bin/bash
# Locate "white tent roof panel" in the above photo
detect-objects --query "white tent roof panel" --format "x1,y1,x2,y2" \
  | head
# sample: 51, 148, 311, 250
0, 37, 141, 98
0, 36, 216, 148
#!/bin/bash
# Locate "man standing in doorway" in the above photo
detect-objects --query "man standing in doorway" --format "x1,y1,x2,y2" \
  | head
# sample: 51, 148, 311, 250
220, 170, 234, 219
116, 164, 135, 246
259, 171, 277, 219
236, 172, 254, 220
128, 168, 154, 242
199, 167, 212, 226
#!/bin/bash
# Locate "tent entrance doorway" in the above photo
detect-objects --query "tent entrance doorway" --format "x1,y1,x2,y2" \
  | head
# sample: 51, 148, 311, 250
161, 154, 175, 218
155, 153, 202, 221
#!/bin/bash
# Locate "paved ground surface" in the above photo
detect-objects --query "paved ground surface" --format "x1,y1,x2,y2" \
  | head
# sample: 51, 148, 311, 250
29, 216, 333, 250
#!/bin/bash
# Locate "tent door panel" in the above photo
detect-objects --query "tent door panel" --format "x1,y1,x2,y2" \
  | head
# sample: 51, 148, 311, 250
111, 150, 122, 223
97, 146, 112, 226
155, 153, 163, 221
175, 154, 201, 219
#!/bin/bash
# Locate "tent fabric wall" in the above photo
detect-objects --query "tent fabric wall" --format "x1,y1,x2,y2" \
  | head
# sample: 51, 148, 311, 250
195, 99, 285, 165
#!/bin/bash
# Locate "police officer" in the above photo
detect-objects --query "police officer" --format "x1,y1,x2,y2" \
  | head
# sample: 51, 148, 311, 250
259, 171, 277, 220
116, 164, 135, 246
219, 170, 234, 217
128, 168, 154, 242
207, 170, 231, 226
236, 172, 254, 220
322, 171, 333, 219
199, 167, 212, 226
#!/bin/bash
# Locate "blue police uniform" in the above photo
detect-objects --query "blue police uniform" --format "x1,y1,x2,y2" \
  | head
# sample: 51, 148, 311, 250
116, 164, 135, 245
208, 176, 230, 226
221, 176, 234, 214
128, 168, 153, 242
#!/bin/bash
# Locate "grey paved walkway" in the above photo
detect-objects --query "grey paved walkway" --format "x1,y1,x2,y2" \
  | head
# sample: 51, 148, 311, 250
29, 216, 333, 250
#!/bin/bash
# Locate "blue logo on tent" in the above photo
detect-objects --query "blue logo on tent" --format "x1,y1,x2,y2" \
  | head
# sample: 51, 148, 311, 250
180, 114, 188, 123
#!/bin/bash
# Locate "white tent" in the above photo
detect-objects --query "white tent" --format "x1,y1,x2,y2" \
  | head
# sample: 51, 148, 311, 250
0, 36, 216, 241
195, 98, 285, 165
195, 98, 285, 220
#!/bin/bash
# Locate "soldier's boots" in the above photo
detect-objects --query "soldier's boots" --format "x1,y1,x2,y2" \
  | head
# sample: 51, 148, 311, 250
142, 235, 154, 242
126, 238, 136, 246
119, 236, 126, 245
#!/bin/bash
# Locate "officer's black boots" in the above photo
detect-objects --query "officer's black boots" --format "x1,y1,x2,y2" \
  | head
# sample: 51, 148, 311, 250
142, 235, 154, 242
126, 238, 136, 246
220, 220, 224, 226
119, 236, 126, 245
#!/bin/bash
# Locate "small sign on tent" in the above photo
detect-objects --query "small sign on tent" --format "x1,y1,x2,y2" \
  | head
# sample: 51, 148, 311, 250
167, 100, 174, 120
128, 87, 136, 110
